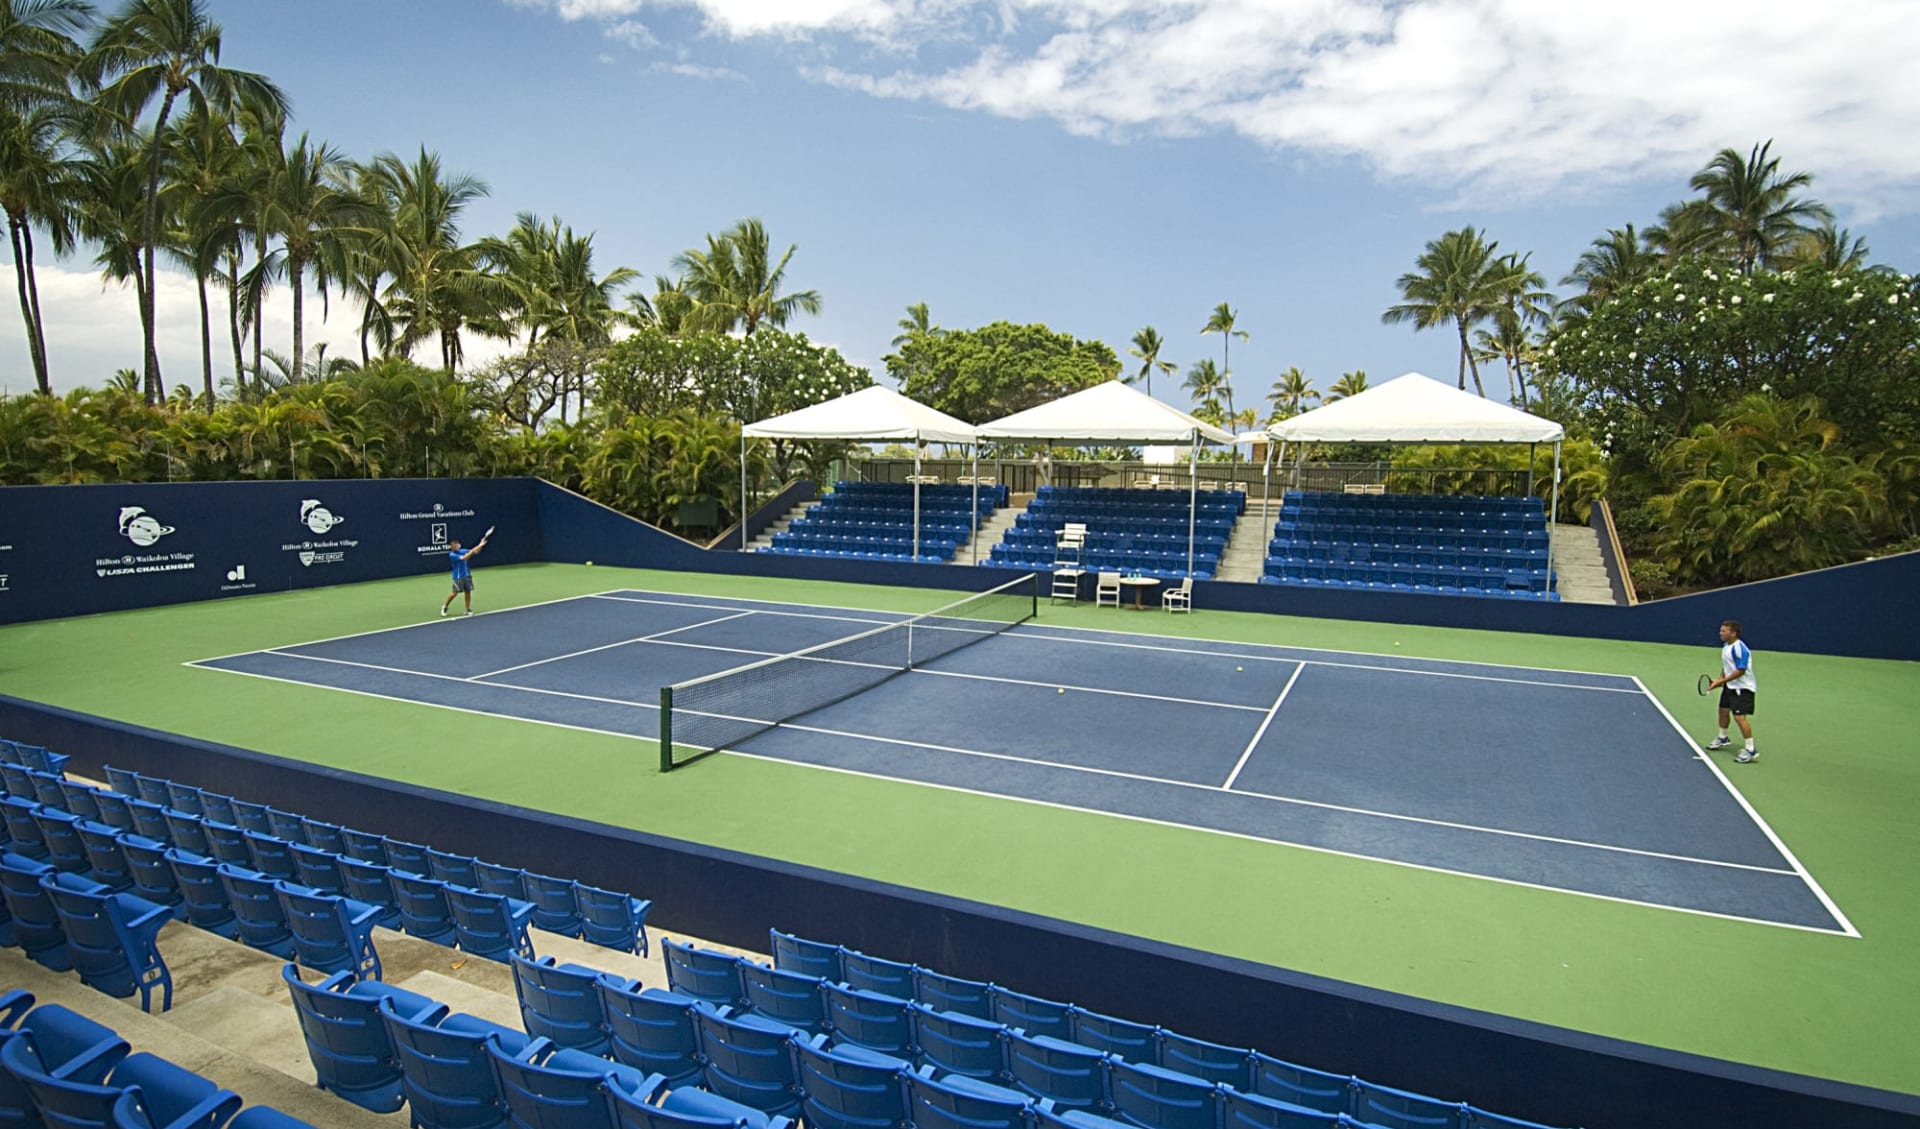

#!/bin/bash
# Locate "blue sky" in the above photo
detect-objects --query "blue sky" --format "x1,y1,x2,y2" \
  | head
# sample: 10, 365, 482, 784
7, 0, 1918, 412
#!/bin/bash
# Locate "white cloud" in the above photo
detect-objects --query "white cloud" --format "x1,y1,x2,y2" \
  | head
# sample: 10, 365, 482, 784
650, 61, 750, 82
0, 263, 514, 397
510, 0, 1920, 213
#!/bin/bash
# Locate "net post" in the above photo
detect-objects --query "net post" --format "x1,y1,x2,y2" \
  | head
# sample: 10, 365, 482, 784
658, 685, 674, 773
1030, 571, 1038, 619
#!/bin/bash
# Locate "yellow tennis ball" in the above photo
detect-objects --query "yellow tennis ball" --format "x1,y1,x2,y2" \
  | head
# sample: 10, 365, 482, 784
1236, 666, 1243, 672
1058, 688, 1065, 694
585, 560, 594, 566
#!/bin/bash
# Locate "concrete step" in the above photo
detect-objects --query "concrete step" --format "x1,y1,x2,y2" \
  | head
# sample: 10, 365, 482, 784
951, 507, 1021, 566
746, 501, 815, 552
1213, 511, 1275, 585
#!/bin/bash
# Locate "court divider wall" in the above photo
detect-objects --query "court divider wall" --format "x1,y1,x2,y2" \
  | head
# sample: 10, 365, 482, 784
1, 690, 1914, 1129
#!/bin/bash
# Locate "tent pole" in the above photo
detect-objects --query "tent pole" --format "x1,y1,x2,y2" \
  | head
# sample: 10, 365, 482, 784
913, 442, 922, 560
1266, 440, 1280, 531
1187, 436, 1198, 580
970, 443, 979, 565
739, 430, 748, 551
1548, 440, 1561, 599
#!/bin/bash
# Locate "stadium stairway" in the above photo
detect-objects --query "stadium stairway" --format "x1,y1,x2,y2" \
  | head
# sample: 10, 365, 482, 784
950, 497, 1028, 567
1550, 524, 1621, 605
1210, 510, 1276, 585
743, 500, 814, 552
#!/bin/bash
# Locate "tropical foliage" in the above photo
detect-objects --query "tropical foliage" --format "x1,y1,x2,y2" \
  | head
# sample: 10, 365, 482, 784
890, 321, 1119, 423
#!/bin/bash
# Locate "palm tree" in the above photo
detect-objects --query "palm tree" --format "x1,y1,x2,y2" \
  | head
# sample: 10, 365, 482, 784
164, 100, 240, 408
481, 212, 637, 348
360, 147, 505, 373
1126, 326, 1176, 398
673, 217, 820, 335
1559, 224, 1658, 315
1199, 303, 1247, 421
1488, 253, 1551, 405
1, 0, 94, 111
1781, 224, 1875, 273
86, 0, 286, 402
1381, 227, 1519, 396
1326, 371, 1368, 403
1266, 366, 1317, 420
891, 302, 939, 349
1182, 357, 1225, 422
233, 132, 364, 383
1686, 141, 1833, 274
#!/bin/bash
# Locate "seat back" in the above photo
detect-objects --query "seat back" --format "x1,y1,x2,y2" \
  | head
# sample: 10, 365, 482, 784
227, 800, 272, 834
90, 792, 135, 834
1219, 1088, 1345, 1129
388, 870, 457, 945
426, 848, 479, 889
575, 884, 651, 955
73, 821, 134, 892
1156, 1031, 1250, 1090
124, 800, 170, 845
201, 821, 254, 867
661, 939, 746, 1009
446, 886, 535, 963
113, 836, 181, 913
596, 981, 702, 1086
339, 829, 388, 865
280, 963, 428, 1114
821, 984, 912, 1058
160, 812, 208, 857
473, 861, 528, 901
1248, 1054, 1354, 1116
792, 1035, 911, 1129
1106, 1059, 1218, 1129
522, 873, 582, 937
217, 864, 295, 958
302, 820, 346, 856
915, 969, 993, 1020
380, 1001, 530, 1129
197, 792, 238, 827
485, 1038, 642, 1129
769, 929, 842, 982
0, 850, 68, 968
131, 775, 171, 808
336, 858, 401, 929
277, 883, 382, 980
289, 843, 344, 895
740, 964, 828, 1036
1, 796, 49, 861
30, 808, 89, 874
989, 987, 1075, 1042
266, 808, 309, 844
242, 831, 298, 879
510, 954, 611, 1055
40, 874, 172, 1012
1067, 1007, 1156, 1063
1349, 1080, 1467, 1129
904, 1071, 1033, 1129
908, 1002, 1006, 1082
690, 1007, 802, 1117
56, 782, 101, 823
103, 767, 143, 796
384, 838, 430, 877
164, 782, 205, 816
0, 1037, 123, 1129
839, 950, 915, 999
162, 849, 238, 938
1005, 1031, 1106, 1112
103, 1051, 241, 1129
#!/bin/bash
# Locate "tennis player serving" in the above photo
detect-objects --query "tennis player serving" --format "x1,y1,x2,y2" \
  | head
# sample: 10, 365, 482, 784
440, 526, 493, 618
1703, 619, 1758, 763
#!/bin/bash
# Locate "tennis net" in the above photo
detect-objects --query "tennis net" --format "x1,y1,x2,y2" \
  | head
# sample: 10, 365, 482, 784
659, 573, 1038, 770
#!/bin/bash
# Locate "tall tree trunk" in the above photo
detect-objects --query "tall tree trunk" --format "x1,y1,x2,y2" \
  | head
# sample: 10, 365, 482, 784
138, 88, 182, 404
8, 216, 51, 395
1454, 321, 1471, 392
21, 225, 50, 392
226, 245, 245, 394
251, 231, 266, 389
1457, 322, 1485, 397
289, 256, 305, 385
196, 271, 215, 411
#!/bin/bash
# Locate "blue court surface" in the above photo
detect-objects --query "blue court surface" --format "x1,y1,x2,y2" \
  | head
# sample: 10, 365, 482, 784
189, 588, 1852, 935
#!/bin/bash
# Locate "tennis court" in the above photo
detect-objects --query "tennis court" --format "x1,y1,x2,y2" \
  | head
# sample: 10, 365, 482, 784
187, 581, 1850, 936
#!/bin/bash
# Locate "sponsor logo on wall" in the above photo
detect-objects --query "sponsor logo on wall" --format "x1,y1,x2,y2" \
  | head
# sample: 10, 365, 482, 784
219, 564, 255, 593
95, 506, 196, 578
402, 500, 478, 557
281, 498, 358, 567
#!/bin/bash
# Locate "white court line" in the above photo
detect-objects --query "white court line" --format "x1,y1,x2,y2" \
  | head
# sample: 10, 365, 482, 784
589, 591, 900, 629
708, 745, 1846, 936
469, 611, 758, 680
189, 589, 631, 664
1632, 675, 1859, 938
1223, 663, 1305, 790
673, 710, 1799, 878
231, 650, 657, 712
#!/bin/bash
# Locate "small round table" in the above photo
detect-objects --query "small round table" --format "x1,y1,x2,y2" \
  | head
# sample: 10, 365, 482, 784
1118, 575, 1160, 610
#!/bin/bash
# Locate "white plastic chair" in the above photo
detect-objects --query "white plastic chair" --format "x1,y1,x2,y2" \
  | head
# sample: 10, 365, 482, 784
1162, 577, 1192, 613
1095, 572, 1121, 608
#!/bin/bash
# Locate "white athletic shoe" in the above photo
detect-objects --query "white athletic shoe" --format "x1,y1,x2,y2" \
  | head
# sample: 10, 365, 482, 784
439, 606, 447, 617
465, 610, 473, 617
1705, 736, 1733, 750
1736, 748, 1758, 763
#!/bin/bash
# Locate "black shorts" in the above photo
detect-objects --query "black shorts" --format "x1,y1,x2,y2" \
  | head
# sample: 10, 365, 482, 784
1719, 688, 1755, 715
450, 576, 473, 593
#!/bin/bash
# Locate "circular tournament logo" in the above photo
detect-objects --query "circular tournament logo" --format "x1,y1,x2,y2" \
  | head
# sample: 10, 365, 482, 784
300, 499, 346, 534
117, 506, 175, 547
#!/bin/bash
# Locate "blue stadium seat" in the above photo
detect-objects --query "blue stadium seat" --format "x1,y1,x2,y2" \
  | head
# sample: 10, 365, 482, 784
276, 882, 384, 980
1349, 1080, 1467, 1129
241, 831, 298, 880
196, 793, 238, 828
162, 850, 238, 939
576, 883, 652, 955
609, 1078, 794, 1129
6, 1047, 237, 1129
446, 885, 537, 964
523, 872, 583, 937
690, 1005, 804, 1118
915, 969, 993, 1020
1004, 1031, 1105, 1113
163, 783, 204, 818
336, 857, 402, 930
426, 847, 480, 890
989, 987, 1074, 1042
0, 1002, 129, 1129
339, 829, 388, 866
74, 820, 136, 892
769, 929, 842, 983
1105, 1059, 1218, 1129
226, 1108, 320, 1129
822, 984, 912, 1058
1, 797, 49, 861
39, 872, 173, 1011
511, 953, 612, 1055
485, 1037, 659, 1129
1248, 1054, 1353, 1116
792, 1032, 912, 1129
102, 767, 143, 797
1155, 1031, 1251, 1090
216, 864, 296, 958
740, 963, 829, 1036
473, 860, 528, 901
300, 820, 345, 856
840, 950, 916, 999
261, 808, 306, 844
596, 978, 704, 1086
226, 800, 271, 835
115, 836, 183, 919
57, 781, 101, 823
388, 870, 458, 946
31, 807, 89, 875
106, 1056, 245, 1129
200, 821, 252, 867
383, 838, 432, 877
908, 1002, 1007, 1082
91, 792, 136, 835
379, 999, 531, 1129
287, 844, 344, 895
282, 963, 444, 1113
124, 800, 171, 846
1218, 1087, 1346, 1129
1, 850, 69, 969
131, 776, 170, 809
663, 939, 748, 1009
904, 1070, 1033, 1129
1067, 1007, 1155, 1063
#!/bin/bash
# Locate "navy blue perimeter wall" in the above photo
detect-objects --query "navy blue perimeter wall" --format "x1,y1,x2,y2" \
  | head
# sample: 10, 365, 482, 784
0, 694, 1912, 1129
0, 478, 542, 625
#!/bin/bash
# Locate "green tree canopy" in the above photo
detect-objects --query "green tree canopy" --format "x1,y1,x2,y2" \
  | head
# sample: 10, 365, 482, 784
889, 320, 1119, 423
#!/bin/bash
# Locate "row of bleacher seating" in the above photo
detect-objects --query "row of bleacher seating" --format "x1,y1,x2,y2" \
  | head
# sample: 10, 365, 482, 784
1272, 528, 1547, 551
1259, 565, 1556, 599
1030, 486, 1246, 515
1262, 492, 1557, 602
1278, 492, 1542, 515
0, 990, 318, 1128
988, 488, 1243, 581
763, 483, 1009, 564
635, 931, 1569, 1129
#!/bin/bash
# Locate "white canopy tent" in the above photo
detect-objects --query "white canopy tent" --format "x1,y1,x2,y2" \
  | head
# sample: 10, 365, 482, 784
740, 385, 980, 558
976, 381, 1237, 578
1262, 372, 1568, 579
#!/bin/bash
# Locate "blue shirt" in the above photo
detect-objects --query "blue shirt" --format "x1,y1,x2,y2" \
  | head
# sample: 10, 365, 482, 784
448, 549, 474, 581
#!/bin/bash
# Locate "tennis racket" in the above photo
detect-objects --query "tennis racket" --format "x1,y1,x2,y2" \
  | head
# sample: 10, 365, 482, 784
1697, 673, 1715, 696
483, 525, 495, 540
